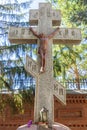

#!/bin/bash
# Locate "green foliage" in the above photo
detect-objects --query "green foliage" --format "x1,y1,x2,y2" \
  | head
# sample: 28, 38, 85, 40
0, 93, 23, 117
53, 44, 85, 80
0, 0, 35, 90
49, 0, 87, 25
0, 95, 6, 115
6, 93, 23, 114
47, 0, 87, 89
0, 0, 36, 114
0, 85, 35, 115
19, 86, 35, 104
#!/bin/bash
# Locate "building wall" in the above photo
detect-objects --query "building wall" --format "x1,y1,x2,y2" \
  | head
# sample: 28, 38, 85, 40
54, 93, 87, 130
0, 93, 87, 130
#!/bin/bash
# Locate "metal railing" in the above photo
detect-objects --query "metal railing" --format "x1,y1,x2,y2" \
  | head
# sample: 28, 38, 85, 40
61, 79, 87, 90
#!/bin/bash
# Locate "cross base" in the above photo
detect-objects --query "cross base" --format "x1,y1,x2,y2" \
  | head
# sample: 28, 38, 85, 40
16, 122, 71, 130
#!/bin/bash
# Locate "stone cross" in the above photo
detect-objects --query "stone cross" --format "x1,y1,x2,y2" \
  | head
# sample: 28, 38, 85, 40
8, 3, 81, 124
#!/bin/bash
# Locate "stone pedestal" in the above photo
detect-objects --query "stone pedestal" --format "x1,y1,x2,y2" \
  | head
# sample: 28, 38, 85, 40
17, 123, 71, 130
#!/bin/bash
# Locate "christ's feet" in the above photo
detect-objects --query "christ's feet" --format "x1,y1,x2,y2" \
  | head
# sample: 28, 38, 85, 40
40, 67, 45, 73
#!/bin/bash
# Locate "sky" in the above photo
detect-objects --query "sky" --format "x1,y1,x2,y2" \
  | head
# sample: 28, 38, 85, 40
1, 0, 46, 7
30, 0, 46, 9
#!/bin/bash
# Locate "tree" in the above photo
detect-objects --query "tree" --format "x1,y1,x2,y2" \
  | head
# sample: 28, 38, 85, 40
48, 0, 87, 89
0, 0, 37, 115
0, 0, 37, 91
53, 44, 84, 89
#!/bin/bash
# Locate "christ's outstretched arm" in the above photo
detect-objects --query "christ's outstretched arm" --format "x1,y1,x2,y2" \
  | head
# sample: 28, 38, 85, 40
48, 27, 60, 39
30, 27, 40, 38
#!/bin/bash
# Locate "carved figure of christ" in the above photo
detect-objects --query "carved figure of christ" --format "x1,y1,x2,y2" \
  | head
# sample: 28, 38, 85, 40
30, 27, 59, 72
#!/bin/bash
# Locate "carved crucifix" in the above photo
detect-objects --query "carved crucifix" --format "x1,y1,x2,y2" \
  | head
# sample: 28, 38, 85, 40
9, 3, 81, 124
29, 26, 60, 73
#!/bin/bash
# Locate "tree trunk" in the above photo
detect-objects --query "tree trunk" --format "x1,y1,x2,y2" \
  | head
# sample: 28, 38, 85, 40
74, 64, 80, 90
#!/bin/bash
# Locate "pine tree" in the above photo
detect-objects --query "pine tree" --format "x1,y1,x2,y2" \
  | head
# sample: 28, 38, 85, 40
0, 0, 36, 92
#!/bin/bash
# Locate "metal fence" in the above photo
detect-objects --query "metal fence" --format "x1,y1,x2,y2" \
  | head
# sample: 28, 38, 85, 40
61, 79, 87, 90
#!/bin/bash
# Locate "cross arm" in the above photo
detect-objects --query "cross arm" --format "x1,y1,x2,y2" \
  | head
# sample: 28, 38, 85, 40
25, 55, 38, 77
53, 78, 66, 105
8, 26, 38, 44
51, 28, 82, 45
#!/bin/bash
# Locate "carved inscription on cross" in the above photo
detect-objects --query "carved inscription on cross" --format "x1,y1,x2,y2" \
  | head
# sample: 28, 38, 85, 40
8, 3, 81, 123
